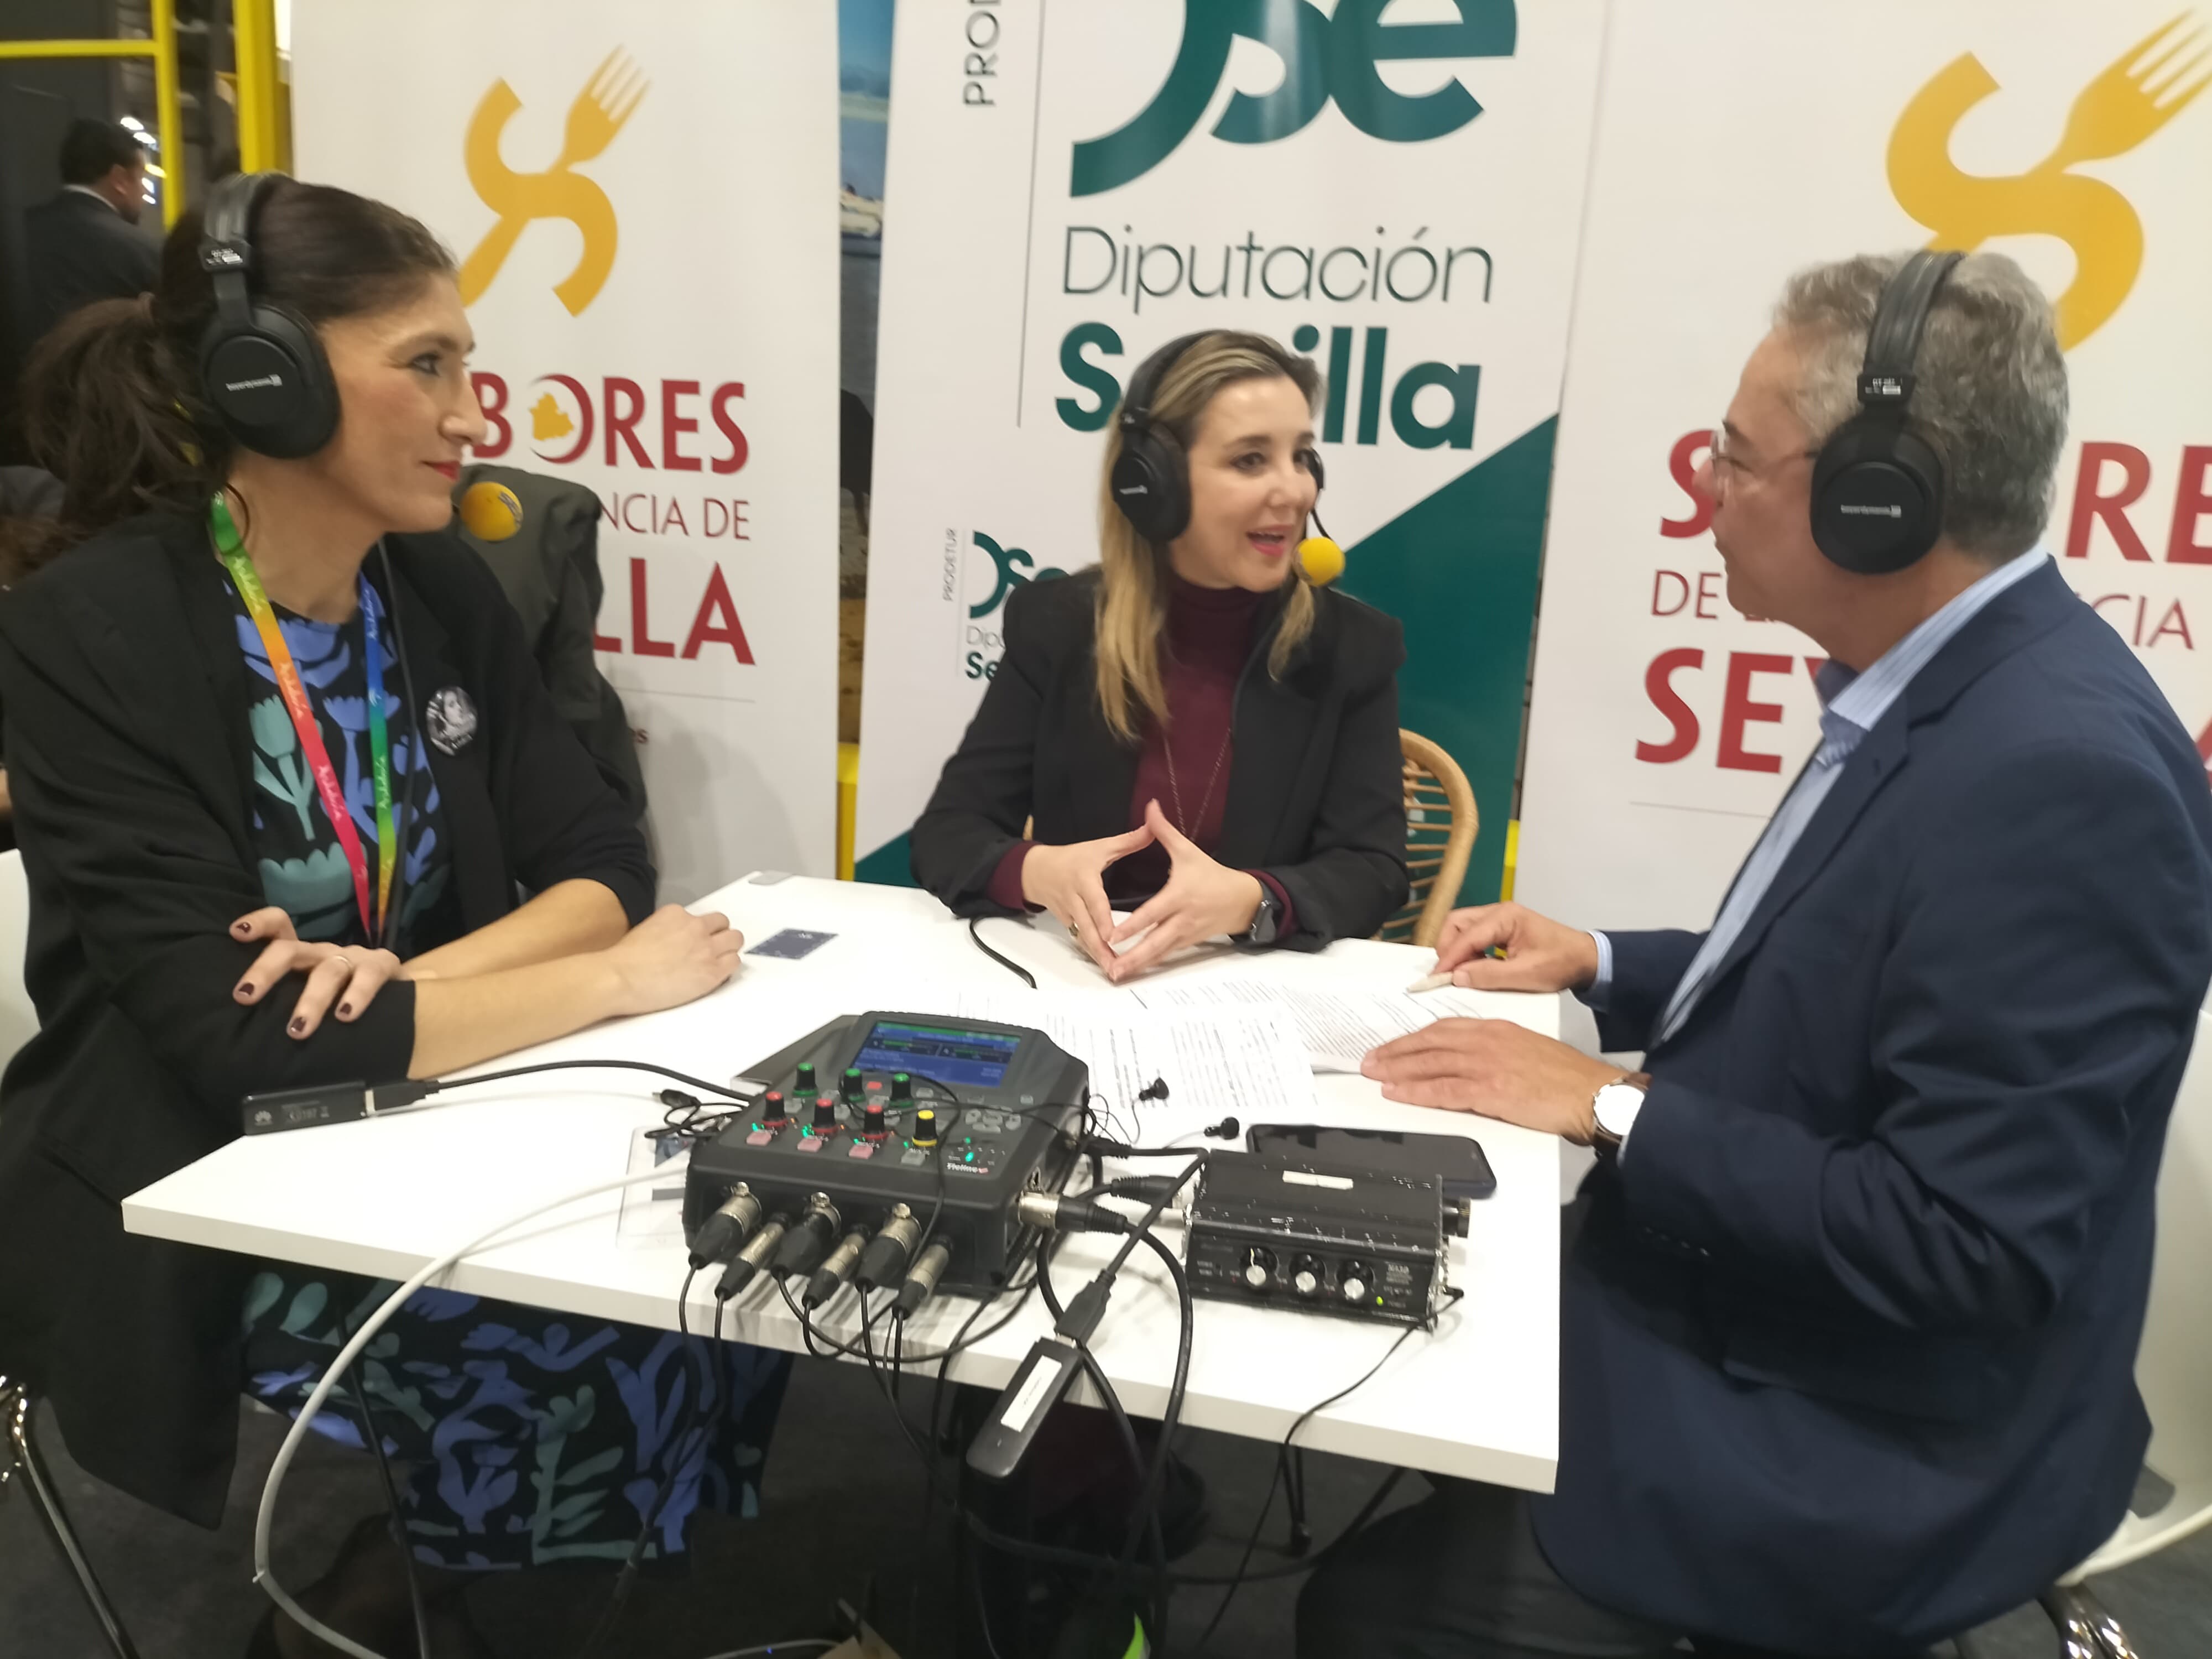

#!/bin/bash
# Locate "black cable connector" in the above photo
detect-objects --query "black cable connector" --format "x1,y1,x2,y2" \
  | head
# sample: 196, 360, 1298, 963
1053, 1277, 1115, 1347
1092, 1174, 1183, 1206
804, 1228, 870, 1311
855, 1204, 924, 1290
772, 1196, 839, 1279
894, 1240, 953, 1317
687, 1183, 763, 1270
1014, 1191, 1133, 1237
717, 1217, 787, 1301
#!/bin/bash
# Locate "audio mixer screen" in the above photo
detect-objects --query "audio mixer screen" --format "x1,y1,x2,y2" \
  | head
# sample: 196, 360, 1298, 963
854, 1021, 1022, 1090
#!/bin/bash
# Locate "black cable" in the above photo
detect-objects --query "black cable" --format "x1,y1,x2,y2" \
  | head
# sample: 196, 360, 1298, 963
1281, 1444, 1312, 1556
858, 1291, 930, 1466
968, 1537, 1015, 1659
915, 1235, 1044, 1641
580, 1267, 711, 1659
348, 1357, 434, 1659
1119, 1229, 1193, 1580
1072, 1345, 1169, 1647
759, 1251, 1041, 1370
448, 1058, 753, 1104
1079, 1151, 1205, 1313
1083, 1140, 1218, 1160
1026, 1229, 1170, 1591
958, 1464, 1404, 1586
967, 915, 1038, 988
1187, 1301, 1453, 1654
989, 1216, 1188, 1646
891, 1302, 904, 1404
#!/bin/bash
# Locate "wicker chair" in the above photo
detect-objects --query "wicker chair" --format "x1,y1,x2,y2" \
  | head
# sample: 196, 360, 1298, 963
1374, 730, 1478, 950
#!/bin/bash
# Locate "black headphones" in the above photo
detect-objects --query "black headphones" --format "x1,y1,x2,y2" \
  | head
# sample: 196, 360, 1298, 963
1808, 249, 1964, 575
1109, 332, 1326, 545
198, 171, 341, 460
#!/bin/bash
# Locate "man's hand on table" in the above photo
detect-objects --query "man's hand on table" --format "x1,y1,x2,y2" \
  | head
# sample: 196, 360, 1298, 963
1430, 902, 1599, 993
1361, 1019, 1626, 1145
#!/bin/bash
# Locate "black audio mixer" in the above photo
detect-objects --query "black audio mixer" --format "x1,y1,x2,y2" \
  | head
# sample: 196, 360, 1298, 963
683, 1012, 1088, 1291
1185, 1150, 1448, 1327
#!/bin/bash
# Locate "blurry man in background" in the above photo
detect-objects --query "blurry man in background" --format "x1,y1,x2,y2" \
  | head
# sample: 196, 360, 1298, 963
23, 119, 158, 349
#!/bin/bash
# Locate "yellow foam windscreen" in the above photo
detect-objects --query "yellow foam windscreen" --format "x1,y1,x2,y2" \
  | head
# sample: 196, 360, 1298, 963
1298, 535, 1344, 586
458, 479, 524, 542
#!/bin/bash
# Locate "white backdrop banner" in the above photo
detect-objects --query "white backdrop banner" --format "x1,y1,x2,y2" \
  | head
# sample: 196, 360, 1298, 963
1517, 0, 2212, 935
294, 0, 841, 901
854, 0, 1608, 897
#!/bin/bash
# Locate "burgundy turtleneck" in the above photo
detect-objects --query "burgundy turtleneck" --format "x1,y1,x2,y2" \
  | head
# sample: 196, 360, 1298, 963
988, 574, 1294, 933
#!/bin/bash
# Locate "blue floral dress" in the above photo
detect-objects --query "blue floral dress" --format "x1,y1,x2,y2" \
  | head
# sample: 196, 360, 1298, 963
226, 574, 790, 1569
239, 1272, 790, 1570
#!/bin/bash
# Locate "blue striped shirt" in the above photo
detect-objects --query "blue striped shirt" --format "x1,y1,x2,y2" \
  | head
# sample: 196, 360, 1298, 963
1587, 549, 2052, 1050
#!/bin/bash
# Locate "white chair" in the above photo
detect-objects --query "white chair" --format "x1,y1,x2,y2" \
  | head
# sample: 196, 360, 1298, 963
0, 849, 140, 1658
2027, 1008, 2212, 1659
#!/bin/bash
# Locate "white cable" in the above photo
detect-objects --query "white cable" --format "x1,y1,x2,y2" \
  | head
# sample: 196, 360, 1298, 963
252, 1166, 681, 1659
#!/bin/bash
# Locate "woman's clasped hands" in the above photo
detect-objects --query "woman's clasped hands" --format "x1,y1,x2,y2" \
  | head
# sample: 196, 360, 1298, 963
1020, 799, 1264, 983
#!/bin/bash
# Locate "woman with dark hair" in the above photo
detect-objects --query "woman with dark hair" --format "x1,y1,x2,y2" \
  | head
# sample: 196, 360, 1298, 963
0, 175, 783, 1657
911, 330, 1408, 978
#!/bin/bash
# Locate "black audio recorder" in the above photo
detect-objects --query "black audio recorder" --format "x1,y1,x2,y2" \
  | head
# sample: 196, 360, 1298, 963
683, 1012, 1088, 1291
1185, 1150, 1448, 1327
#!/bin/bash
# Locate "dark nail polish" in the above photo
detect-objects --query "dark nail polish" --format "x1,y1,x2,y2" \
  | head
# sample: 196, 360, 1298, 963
337, 1003, 352, 1018
288, 1018, 305, 1035
236, 983, 254, 997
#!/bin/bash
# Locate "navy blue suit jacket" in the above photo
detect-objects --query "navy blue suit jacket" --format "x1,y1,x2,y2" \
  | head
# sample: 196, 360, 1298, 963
1530, 562, 2212, 1653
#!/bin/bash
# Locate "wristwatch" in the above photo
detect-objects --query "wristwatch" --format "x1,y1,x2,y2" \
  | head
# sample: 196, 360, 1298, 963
1590, 1072, 1652, 1156
1247, 886, 1284, 945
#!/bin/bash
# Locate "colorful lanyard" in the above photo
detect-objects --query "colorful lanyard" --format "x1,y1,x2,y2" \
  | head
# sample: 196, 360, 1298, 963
210, 494, 396, 945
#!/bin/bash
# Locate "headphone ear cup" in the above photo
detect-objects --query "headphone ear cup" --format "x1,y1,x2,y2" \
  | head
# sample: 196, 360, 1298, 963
1810, 418, 1944, 575
200, 300, 340, 460
1110, 426, 1190, 543
1303, 447, 1326, 494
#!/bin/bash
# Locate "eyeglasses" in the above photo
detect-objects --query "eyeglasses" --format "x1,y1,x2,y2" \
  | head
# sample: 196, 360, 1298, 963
1704, 426, 1820, 498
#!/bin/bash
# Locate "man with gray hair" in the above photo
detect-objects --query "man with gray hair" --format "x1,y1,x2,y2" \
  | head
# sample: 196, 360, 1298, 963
1300, 251, 2212, 1657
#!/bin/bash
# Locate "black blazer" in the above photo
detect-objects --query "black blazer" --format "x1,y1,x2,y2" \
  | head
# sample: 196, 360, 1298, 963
910, 570, 1408, 949
1531, 563, 2212, 1651
0, 511, 655, 1527
20, 190, 159, 347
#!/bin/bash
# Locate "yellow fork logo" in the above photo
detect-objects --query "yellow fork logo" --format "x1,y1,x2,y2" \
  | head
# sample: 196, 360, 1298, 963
1889, 14, 2209, 350
459, 50, 648, 316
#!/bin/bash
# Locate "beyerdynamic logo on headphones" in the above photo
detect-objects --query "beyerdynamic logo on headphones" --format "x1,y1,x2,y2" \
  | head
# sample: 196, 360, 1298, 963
1888, 14, 2208, 351
1840, 504, 1903, 518
226, 374, 284, 391
458, 49, 646, 316
1072, 0, 1517, 196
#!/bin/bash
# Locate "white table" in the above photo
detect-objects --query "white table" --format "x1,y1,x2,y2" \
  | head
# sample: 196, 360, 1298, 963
123, 877, 1562, 1492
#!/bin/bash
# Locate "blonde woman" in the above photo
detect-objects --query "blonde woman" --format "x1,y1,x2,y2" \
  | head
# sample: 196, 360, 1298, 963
912, 331, 1407, 980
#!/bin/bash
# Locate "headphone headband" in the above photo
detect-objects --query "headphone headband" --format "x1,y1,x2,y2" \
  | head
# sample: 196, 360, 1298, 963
1855, 249, 1962, 421
1118, 333, 1207, 434
195, 170, 340, 460
201, 171, 286, 333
